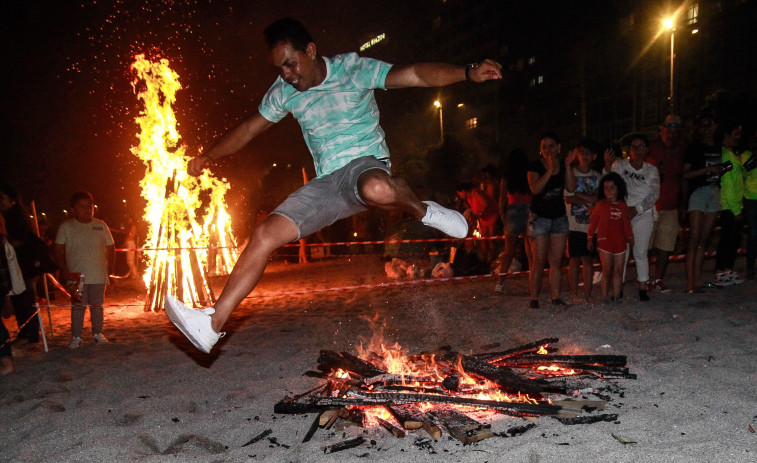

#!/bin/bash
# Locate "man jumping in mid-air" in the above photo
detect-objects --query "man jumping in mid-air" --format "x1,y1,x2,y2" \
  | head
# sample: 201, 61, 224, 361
166, 18, 503, 353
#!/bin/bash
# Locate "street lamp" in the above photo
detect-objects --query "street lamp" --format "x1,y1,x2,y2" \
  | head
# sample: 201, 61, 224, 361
663, 16, 676, 110
433, 99, 443, 145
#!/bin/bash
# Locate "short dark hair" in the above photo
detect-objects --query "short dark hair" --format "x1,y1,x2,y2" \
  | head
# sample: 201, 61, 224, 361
577, 138, 603, 156
625, 133, 649, 147
456, 182, 475, 192
598, 172, 628, 201
540, 131, 561, 145
70, 190, 94, 207
264, 18, 313, 52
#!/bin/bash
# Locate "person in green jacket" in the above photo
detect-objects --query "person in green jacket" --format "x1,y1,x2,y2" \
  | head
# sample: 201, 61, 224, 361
740, 131, 757, 280
714, 121, 745, 287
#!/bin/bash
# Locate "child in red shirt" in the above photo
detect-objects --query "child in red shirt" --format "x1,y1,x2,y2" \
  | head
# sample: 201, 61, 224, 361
588, 173, 634, 303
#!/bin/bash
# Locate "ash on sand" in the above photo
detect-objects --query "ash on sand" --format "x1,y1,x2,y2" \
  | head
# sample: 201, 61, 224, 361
1, 256, 755, 462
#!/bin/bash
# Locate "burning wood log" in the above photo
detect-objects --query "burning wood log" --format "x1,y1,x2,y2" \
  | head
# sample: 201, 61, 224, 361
362, 373, 439, 387
315, 391, 562, 417
497, 354, 627, 367
317, 350, 386, 377
277, 337, 635, 443
429, 406, 494, 444
473, 337, 560, 362
376, 417, 405, 438
387, 404, 425, 430
456, 353, 564, 395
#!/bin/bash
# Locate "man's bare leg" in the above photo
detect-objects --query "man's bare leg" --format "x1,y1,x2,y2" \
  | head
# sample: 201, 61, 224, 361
209, 214, 299, 332
357, 170, 427, 217
357, 169, 468, 240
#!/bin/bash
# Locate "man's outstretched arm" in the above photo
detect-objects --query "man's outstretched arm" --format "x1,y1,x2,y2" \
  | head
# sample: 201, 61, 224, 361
188, 112, 275, 176
384, 59, 502, 89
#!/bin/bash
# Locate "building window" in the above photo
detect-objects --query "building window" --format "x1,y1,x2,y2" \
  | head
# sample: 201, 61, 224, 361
687, 3, 698, 25
537, 75, 544, 84
466, 117, 478, 129
529, 78, 536, 88
528, 56, 536, 65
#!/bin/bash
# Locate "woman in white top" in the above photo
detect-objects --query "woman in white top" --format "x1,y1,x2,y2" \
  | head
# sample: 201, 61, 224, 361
611, 133, 660, 301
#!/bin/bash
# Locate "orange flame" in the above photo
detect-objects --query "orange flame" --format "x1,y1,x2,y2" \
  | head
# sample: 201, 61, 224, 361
130, 54, 238, 310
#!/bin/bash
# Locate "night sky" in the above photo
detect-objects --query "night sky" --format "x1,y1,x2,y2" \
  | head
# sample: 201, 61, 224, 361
0, 0, 630, 234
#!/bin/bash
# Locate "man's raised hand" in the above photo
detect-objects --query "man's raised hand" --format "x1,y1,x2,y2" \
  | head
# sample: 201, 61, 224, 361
188, 154, 211, 177
468, 59, 503, 82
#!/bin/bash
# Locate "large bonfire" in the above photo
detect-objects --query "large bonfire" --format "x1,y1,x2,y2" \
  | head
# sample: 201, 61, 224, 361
130, 54, 237, 311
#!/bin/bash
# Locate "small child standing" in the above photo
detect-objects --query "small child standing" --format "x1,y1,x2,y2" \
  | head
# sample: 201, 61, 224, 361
53, 191, 114, 348
587, 173, 634, 303
564, 140, 601, 302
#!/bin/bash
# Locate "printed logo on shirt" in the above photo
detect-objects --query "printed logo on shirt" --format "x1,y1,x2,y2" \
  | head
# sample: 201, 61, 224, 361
623, 169, 647, 181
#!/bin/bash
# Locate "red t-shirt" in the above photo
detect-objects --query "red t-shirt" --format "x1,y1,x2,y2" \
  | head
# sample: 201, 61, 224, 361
588, 199, 634, 254
647, 137, 685, 210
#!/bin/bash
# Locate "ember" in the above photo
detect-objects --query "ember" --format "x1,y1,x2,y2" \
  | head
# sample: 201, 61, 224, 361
275, 338, 634, 446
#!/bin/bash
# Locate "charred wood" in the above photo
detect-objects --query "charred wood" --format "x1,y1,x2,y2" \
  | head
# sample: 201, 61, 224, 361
241, 429, 272, 447
457, 354, 562, 395
473, 338, 560, 362
555, 413, 618, 425
377, 417, 406, 438
317, 391, 562, 417
317, 350, 386, 378
323, 436, 365, 454
498, 354, 627, 367
442, 375, 460, 392
387, 404, 425, 429
428, 406, 494, 444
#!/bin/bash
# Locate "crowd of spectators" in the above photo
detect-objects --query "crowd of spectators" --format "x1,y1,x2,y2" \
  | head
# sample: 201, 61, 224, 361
455, 111, 756, 307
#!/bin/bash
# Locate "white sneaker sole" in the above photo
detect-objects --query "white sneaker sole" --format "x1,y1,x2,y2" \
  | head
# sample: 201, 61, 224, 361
165, 295, 219, 353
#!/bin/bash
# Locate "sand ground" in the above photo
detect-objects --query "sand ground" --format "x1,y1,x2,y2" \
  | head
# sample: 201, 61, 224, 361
1, 255, 755, 462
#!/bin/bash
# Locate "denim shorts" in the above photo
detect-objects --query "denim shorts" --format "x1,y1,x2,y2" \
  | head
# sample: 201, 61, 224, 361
272, 156, 391, 240
688, 185, 721, 213
505, 203, 530, 236
528, 213, 569, 236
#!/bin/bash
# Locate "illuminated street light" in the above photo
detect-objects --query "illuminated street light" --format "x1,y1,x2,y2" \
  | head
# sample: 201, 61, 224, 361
433, 99, 443, 145
663, 16, 676, 110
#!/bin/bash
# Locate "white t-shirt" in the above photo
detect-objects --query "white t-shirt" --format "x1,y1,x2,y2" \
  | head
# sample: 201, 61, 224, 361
55, 218, 114, 284
611, 158, 660, 216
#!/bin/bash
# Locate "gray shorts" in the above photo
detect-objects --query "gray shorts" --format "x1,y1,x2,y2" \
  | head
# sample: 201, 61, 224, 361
272, 156, 391, 240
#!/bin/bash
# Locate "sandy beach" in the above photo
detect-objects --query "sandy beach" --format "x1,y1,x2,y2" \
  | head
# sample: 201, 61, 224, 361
1, 255, 755, 462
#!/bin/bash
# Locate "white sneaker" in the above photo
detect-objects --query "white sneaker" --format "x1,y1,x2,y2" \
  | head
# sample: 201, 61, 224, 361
68, 337, 82, 349
164, 294, 224, 353
725, 271, 744, 285
93, 333, 109, 343
715, 272, 734, 287
495, 282, 505, 293
421, 201, 468, 239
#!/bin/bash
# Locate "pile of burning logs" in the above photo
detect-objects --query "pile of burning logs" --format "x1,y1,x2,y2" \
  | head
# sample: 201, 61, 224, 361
274, 338, 635, 450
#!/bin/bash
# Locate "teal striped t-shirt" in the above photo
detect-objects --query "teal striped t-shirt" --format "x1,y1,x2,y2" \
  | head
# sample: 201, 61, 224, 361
258, 52, 392, 177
